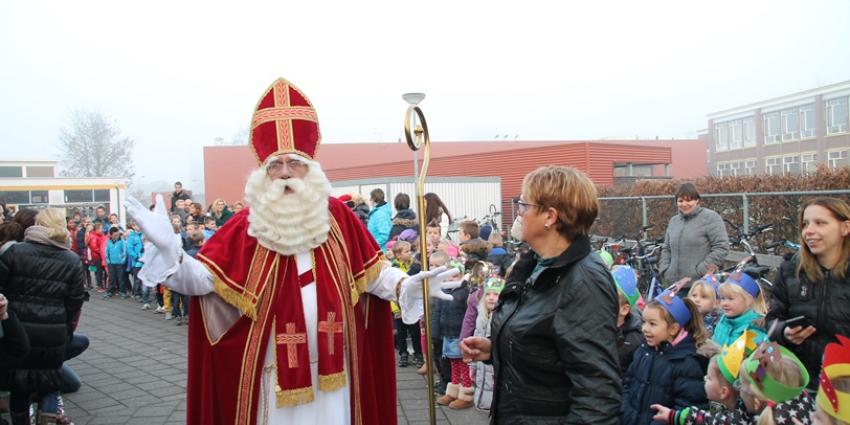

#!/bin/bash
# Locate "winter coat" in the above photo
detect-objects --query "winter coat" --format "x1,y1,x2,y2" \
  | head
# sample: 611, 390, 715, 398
105, 238, 126, 265
367, 202, 392, 250
617, 309, 644, 376
171, 190, 191, 212
672, 399, 751, 425
703, 310, 721, 337
459, 287, 481, 339
473, 302, 495, 411
87, 231, 107, 263
75, 227, 87, 258
659, 206, 730, 285
212, 208, 233, 228
621, 335, 710, 425
389, 209, 418, 240
352, 203, 370, 227
431, 280, 470, 342
489, 235, 622, 424
0, 311, 31, 369
126, 230, 144, 268
0, 240, 86, 393
487, 247, 513, 277
460, 238, 491, 262
711, 309, 766, 347
757, 390, 816, 425
766, 253, 850, 391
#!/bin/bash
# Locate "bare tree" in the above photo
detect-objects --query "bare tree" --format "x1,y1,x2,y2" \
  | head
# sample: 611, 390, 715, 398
230, 126, 249, 145
58, 109, 135, 179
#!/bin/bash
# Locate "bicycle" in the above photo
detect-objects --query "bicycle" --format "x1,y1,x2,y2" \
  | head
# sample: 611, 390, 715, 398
723, 218, 776, 287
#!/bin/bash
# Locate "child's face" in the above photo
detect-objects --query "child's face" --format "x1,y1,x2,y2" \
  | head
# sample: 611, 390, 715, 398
205, 221, 216, 230
690, 289, 715, 315
110, 232, 120, 240
426, 227, 440, 243
483, 291, 499, 312
719, 289, 751, 318
396, 246, 412, 263
458, 230, 470, 242
171, 216, 181, 226
429, 256, 447, 269
704, 362, 728, 403
641, 306, 678, 347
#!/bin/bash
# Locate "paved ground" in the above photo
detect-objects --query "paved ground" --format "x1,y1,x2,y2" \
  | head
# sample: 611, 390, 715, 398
38, 293, 489, 424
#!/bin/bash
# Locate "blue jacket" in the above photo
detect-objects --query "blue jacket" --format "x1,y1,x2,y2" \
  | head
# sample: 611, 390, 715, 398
366, 202, 392, 250
621, 335, 709, 425
105, 238, 126, 265
126, 231, 144, 268
712, 309, 767, 347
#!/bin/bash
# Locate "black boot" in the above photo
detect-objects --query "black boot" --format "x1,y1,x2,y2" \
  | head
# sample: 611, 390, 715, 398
398, 352, 409, 367
413, 353, 424, 368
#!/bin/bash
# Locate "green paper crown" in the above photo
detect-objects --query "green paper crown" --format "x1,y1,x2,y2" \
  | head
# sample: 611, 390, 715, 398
742, 342, 809, 404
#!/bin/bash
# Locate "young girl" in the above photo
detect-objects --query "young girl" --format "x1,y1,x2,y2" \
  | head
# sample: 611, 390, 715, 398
738, 341, 815, 425
689, 275, 721, 336
622, 286, 718, 425
712, 271, 767, 347
433, 258, 473, 409
471, 277, 504, 411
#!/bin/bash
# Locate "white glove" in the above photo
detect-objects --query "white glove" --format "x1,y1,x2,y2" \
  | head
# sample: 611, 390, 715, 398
398, 266, 463, 324
124, 194, 182, 284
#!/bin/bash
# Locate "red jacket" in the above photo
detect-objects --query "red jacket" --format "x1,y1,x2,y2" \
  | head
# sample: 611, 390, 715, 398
87, 232, 107, 263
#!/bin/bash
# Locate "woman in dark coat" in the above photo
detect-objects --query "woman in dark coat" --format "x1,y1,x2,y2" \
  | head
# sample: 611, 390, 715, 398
461, 166, 622, 424
0, 208, 86, 425
389, 193, 418, 241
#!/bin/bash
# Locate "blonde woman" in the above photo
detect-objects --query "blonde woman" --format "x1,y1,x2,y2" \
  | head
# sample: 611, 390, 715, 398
210, 198, 234, 227
0, 208, 86, 425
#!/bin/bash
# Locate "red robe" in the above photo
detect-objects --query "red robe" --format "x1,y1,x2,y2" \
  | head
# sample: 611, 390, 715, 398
188, 198, 397, 425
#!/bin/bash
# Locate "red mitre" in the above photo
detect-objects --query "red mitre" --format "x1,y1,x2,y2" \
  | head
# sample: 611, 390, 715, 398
249, 78, 321, 164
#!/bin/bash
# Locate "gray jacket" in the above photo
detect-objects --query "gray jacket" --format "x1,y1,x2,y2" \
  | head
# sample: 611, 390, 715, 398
659, 206, 729, 284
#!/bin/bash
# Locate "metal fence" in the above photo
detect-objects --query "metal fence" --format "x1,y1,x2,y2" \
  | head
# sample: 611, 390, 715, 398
592, 190, 850, 247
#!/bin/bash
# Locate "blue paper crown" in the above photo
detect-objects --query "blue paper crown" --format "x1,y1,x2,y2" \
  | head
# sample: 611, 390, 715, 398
725, 271, 760, 299
655, 280, 692, 327
612, 266, 639, 307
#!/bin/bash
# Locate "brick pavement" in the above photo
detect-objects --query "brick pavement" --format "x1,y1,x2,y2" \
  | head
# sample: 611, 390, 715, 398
54, 294, 489, 424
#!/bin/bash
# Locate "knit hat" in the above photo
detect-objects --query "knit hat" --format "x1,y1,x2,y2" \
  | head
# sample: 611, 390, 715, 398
612, 266, 639, 308
398, 229, 418, 243
479, 224, 493, 242
742, 341, 809, 404
717, 330, 760, 384
483, 277, 505, 294
818, 334, 850, 421
654, 278, 692, 327
724, 271, 760, 298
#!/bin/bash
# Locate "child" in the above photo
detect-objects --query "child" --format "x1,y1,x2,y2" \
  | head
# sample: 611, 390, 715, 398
458, 221, 491, 262
689, 275, 721, 336
390, 240, 423, 367
471, 277, 503, 411
612, 265, 643, 376
126, 221, 144, 302
622, 285, 718, 425
651, 330, 760, 424
87, 222, 108, 292
814, 335, 850, 425
172, 227, 203, 326
713, 272, 767, 347
418, 251, 457, 394
433, 256, 473, 409
738, 341, 815, 425
202, 216, 217, 240
104, 227, 127, 298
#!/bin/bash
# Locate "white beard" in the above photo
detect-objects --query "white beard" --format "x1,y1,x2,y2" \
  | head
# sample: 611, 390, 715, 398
243, 159, 332, 256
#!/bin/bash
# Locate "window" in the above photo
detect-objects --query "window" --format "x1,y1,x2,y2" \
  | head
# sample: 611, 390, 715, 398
764, 112, 781, 144
728, 121, 742, 150
64, 190, 94, 203
801, 152, 817, 173
729, 161, 743, 176
29, 190, 49, 204
828, 150, 850, 169
93, 190, 110, 202
715, 123, 728, 151
783, 155, 800, 174
781, 108, 799, 141
716, 162, 730, 177
745, 160, 757, 176
25, 166, 54, 178
765, 157, 782, 175
742, 117, 756, 147
0, 166, 23, 178
800, 104, 816, 138
0, 190, 29, 204
826, 97, 849, 134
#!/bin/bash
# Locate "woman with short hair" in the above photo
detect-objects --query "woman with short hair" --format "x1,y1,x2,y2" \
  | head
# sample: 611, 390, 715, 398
461, 165, 622, 424
0, 208, 86, 425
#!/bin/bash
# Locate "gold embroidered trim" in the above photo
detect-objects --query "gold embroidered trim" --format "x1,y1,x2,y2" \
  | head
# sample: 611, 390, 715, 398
212, 273, 258, 321
355, 261, 385, 299
275, 385, 314, 408
318, 371, 347, 392
197, 252, 245, 290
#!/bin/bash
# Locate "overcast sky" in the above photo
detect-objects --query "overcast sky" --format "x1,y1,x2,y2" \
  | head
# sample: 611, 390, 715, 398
2, 0, 849, 194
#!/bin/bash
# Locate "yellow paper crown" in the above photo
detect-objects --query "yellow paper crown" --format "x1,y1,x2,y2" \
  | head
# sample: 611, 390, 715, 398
818, 334, 850, 422
717, 330, 760, 384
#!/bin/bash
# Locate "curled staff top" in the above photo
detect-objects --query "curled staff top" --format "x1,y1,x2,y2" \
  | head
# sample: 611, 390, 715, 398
404, 106, 430, 151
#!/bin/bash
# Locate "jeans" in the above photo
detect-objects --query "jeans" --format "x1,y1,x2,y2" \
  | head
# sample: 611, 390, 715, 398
171, 292, 189, 318
130, 266, 142, 297
94, 264, 106, 289
60, 333, 90, 393
10, 391, 58, 415
107, 264, 126, 295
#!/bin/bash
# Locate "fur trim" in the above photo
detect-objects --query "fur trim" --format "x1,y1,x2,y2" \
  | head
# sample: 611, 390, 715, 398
457, 386, 474, 401
444, 382, 460, 398
460, 239, 492, 257
392, 217, 418, 228
697, 339, 721, 358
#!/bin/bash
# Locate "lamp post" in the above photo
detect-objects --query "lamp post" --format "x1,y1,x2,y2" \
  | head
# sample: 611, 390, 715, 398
401, 92, 437, 425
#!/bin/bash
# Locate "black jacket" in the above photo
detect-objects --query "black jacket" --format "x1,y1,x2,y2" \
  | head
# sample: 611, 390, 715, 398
431, 280, 470, 341
489, 235, 622, 424
352, 203, 370, 227
0, 241, 86, 393
0, 311, 31, 369
389, 209, 417, 240
766, 254, 850, 390
617, 308, 643, 376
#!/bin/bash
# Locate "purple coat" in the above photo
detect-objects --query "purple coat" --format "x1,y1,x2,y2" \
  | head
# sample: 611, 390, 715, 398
460, 287, 482, 339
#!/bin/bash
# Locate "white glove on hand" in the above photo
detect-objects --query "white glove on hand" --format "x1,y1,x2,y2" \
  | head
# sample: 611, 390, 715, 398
124, 194, 182, 284
398, 266, 463, 324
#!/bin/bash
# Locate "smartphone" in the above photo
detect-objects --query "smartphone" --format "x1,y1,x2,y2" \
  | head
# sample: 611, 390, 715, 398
784, 315, 813, 329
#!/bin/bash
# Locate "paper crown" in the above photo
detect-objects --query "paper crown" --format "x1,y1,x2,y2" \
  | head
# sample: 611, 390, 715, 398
818, 334, 850, 421
249, 78, 321, 164
723, 271, 760, 298
484, 277, 505, 294
717, 330, 760, 384
654, 278, 692, 327
742, 341, 809, 404
694, 273, 722, 295
612, 266, 639, 308
447, 259, 465, 276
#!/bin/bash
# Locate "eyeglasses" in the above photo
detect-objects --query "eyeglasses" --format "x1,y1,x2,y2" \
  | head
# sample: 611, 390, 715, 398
513, 198, 541, 215
266, 158, 307, 175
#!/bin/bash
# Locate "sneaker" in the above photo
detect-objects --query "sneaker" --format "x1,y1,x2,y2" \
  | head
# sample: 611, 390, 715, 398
413, 354, 424, 368
165, 313, 173, 320
120, 292, 129, 299
154, 306, 165, 314
96, 288, 106, 293
102, 293, 111, 299
141, 303, 151, 310
398, 353, 409, 368
176, 316, 183, 326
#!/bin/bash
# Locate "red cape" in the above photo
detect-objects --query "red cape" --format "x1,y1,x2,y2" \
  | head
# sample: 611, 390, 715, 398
187, 198, 397, 425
